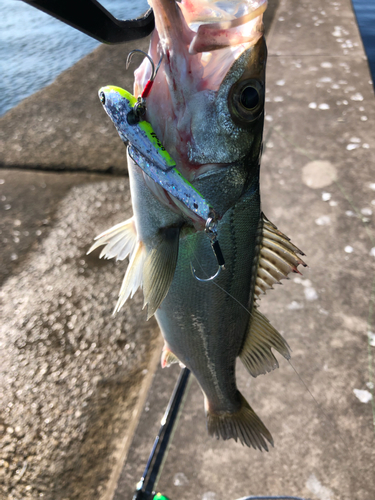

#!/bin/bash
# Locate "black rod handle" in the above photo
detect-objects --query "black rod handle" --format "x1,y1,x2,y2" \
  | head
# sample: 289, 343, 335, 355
21, 0, 155, 43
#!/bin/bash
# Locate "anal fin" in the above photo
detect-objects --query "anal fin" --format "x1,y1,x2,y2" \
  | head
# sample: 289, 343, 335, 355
143, 227, 180, 320
240, 307, 291, 377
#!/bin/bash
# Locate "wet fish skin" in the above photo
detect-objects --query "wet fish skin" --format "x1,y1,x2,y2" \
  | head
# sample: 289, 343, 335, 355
156, 178, 261, 410
133, 35, 274, 448
92, 0, 305, 450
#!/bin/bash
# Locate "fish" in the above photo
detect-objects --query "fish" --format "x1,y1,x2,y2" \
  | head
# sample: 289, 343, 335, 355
88, 0, 306, 451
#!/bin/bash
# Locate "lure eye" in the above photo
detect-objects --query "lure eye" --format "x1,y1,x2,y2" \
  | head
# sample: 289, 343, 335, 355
240, 86, 260, 110
228, 78, 264, 126
99, 91, 106, 105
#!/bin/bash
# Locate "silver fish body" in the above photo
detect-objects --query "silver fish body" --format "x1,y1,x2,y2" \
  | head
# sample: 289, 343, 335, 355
156, 178, 261, 412
91, 0, 306, 450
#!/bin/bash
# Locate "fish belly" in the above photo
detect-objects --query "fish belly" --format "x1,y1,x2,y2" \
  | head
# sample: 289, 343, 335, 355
155, 177, 261, 414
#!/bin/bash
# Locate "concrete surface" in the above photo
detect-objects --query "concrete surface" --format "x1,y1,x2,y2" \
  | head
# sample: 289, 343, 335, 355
1, 0, 375, 500
0, 169, 161, 499
114, 1, 375, 499
0, 37, 150, 173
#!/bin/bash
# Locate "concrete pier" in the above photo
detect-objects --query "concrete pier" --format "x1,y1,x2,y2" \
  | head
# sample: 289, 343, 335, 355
1, 0, 374, 499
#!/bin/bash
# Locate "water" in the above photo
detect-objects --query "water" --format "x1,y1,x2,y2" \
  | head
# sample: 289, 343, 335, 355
0, 0, 148, 116
1, 0, 374, 117
352, 0, 375, 83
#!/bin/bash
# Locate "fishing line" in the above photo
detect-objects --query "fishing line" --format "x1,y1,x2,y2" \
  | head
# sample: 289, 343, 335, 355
186, 237, 354, 456
287, 359, 355, 460
273, 126, 375, 433
187, 237, 253, 316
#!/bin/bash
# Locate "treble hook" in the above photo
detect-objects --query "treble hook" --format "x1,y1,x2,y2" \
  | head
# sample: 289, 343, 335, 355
126, 49, 155, 78
191, 214, 225, 283
126, 49, 163, 81
126, 50, 164, 125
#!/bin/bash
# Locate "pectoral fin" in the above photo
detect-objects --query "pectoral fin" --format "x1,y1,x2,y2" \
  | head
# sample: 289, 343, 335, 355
87, 217, 137, 261
143, 227, 180, 320
240, 307, 291, 377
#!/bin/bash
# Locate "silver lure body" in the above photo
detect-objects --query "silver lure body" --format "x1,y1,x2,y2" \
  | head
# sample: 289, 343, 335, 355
99, 86, 213, 223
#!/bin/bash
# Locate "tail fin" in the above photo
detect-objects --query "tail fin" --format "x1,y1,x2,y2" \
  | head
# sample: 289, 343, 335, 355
206, 393, 273, 451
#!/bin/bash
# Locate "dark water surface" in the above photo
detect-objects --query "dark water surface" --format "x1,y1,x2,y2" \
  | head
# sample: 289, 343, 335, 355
1, 0, 374, 117
1, 0, 148, 116
352, 0, 375, 85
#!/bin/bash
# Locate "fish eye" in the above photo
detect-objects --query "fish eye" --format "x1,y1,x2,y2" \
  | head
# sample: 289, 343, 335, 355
240, 86, 260, 110
99, 91, 106, 105
228, 78, 264, 126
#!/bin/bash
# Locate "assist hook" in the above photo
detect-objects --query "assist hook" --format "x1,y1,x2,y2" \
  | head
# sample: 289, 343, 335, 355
191, 215, 225, 283
126, 50, 163, 124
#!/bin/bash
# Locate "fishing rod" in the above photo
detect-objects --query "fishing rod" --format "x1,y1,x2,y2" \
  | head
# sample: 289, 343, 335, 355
130, 366, 309, 500
132, 367, 191, 500
21, 0, 155, 43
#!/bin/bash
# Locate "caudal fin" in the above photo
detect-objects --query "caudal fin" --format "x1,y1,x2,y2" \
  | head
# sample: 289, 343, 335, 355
206, 393, 273, 451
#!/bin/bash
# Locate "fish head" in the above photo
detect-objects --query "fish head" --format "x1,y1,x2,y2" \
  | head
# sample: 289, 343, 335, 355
134, 0, 267, 213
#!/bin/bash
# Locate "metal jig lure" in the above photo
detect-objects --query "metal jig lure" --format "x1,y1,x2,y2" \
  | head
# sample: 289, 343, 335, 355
98, 82, 225, 282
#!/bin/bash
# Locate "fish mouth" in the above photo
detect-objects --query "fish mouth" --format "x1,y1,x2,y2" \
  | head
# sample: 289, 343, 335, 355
130, 0, 267, 224
149, 0, 267, 54
134, 1, 267, 181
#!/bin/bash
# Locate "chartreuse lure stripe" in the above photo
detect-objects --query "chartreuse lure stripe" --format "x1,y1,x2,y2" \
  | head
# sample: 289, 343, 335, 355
98, 85, 214, 222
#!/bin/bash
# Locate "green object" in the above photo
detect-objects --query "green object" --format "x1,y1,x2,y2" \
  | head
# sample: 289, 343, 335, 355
153, 494, 171, 500
104, 86, 176, 168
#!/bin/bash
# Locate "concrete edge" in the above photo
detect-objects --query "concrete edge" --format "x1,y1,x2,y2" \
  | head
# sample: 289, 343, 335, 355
102, 334, 163, 500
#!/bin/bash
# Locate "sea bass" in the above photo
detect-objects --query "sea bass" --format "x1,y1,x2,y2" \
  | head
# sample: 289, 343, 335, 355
89, 0, 306, 450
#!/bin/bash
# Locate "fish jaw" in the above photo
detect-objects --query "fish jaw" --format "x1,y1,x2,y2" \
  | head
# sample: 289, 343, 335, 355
140, 36, 267, 219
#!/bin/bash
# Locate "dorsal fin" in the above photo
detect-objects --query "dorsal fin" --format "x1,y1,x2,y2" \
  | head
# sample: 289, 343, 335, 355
239, 214, 305, 377
87, 217, 137, 261
254, 213, 307, 300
